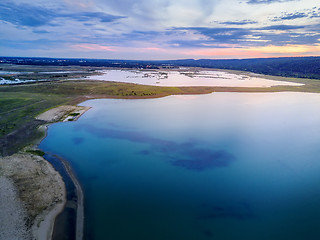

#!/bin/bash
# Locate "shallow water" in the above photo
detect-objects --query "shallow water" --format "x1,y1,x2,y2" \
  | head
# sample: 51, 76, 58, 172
0, 78, 37, 85
40, 92, 320, 240
86, 69, 303, 87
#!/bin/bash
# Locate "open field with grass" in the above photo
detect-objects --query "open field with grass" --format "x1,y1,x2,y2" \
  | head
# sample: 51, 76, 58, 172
0, 80, 183, 155
1, 65, 320, 155
1, 66, 320, 240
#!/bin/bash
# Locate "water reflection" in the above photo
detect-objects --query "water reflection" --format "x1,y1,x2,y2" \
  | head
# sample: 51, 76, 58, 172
86, 69, 303, 87
40, 92, 320, 240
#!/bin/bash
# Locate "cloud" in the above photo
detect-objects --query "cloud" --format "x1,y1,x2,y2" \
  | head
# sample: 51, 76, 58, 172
0, 2, 55, 27
72, 43, 116, 52
167, 39, 239, 49
185, 43, 320, 59
0, 0, 318, 59
0, 38, 66, 50
171, 27, 260, 46
33, 29, 50, 34
247, 0, 296, 4
310, 7, 320, 18
259, 24, 305, 30
92, 0, 218, 25
0, 1, 124, 27
218, 20, 258, 25
62, 12, 125, 23
255, 32, 320, 46
271, 8, 320, 21
174, 27, 252, 43
170, 23, 319, 49
271, 12, 308, 21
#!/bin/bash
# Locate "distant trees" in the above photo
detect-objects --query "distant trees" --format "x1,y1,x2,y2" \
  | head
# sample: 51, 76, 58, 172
1, 56, 320, 79
166, 57, 320, 79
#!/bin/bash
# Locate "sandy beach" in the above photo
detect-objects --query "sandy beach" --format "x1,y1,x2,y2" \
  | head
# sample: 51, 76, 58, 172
0, 105, 90, 240
0, 176, 30, 240
36, 105, 91, 123
0, 153, 66, 240
57, 156, 84, 240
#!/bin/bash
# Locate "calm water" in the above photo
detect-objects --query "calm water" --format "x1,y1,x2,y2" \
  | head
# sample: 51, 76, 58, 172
40, 92, 320, 240
86, 69, 303, 87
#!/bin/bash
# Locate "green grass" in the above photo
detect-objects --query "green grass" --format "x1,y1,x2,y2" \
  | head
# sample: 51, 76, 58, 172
0, 92, 67, 137
0, 80, 187, 138
0, 80, 183, 96
0, 81, 185, 137
26, 149, 45, 156
0, 80, 186, 155
1, 78, 320, 139
69, 113, 80, 116
1, 76, 320, 155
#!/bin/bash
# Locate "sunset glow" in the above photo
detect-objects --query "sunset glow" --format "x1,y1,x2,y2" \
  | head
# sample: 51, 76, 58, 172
0, 0, 319, 59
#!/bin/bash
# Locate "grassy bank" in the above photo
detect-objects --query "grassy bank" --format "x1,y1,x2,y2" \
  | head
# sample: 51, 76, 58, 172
0, 80, 183, 155
0, 80, 185, 137
1, 73, 320, 155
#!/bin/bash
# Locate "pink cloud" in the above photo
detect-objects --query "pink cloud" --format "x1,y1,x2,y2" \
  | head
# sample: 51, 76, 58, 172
183, 44, 320, 59
143, 47, 164, 51
72, 44, 117, 52
185, 48, 265, 58
71, 44, 171, 54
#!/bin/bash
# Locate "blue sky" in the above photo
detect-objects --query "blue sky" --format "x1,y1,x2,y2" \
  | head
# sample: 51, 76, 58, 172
0, 0, 319, 59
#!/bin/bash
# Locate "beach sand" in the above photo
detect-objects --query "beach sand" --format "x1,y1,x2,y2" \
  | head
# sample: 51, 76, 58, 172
0, 176, 30, 240
36, 105, 91, 122
0, 104, 90, 239
0, 153, 66, 240
56, 156, 84, 240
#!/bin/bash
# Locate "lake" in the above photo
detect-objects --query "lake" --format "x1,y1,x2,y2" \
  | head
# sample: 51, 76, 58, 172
40, 92, 320, 239
85, 69, 303, 87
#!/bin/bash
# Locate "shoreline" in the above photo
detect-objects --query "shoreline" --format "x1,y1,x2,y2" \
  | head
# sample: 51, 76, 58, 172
0, 68, 317, 239
49, 154, 84, 240
0, 105, 90, 240
36, 105, 89, 240
31, 163, 66, 240
0, 153, 66, 240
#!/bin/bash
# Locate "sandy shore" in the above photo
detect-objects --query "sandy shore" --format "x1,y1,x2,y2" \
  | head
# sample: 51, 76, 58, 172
0, 104, 90, 240
57, 156, 84, 240
36, 105, 91, 122
0, 153, 66, 240
30, 157, 66, 240
36, 105, 88, 239
0, 176, 30, 240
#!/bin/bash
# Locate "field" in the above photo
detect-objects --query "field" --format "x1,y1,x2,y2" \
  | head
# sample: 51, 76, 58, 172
1, 65, 320, 155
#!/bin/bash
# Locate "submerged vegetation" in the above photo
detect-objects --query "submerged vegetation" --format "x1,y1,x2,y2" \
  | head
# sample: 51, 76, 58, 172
1, 64, 320, 155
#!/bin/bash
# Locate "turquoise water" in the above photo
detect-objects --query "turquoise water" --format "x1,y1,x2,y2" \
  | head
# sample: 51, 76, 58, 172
40, 92, 320, 239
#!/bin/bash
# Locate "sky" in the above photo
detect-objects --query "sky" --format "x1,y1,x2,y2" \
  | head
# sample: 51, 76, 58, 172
0, 0, 319, 60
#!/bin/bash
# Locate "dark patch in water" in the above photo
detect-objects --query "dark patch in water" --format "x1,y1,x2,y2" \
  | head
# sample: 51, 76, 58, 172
171, 149, 235, 171
72, 137, 84, 144
138, 150, 151, 155
199, 202, 255, 220
79, 124, 235, 170
77, 124, 177, 147
203, 229, 214, 238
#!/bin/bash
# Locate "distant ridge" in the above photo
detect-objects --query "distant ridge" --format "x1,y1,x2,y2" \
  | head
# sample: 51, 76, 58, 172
1, 56, 320, 79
